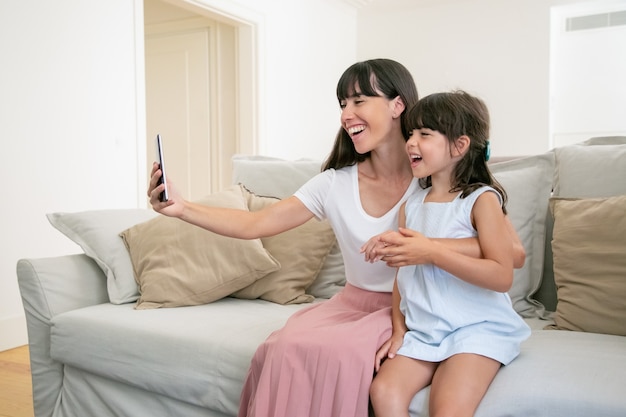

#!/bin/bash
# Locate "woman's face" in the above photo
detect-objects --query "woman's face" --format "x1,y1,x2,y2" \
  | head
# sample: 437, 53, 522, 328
339, 85, 400, 154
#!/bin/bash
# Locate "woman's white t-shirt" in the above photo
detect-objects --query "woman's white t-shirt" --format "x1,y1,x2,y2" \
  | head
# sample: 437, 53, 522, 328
294, 164, 419, 292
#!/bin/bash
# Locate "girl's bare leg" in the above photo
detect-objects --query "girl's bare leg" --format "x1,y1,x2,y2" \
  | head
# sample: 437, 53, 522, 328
370, 355, 437, 417
429, 353, 501, 417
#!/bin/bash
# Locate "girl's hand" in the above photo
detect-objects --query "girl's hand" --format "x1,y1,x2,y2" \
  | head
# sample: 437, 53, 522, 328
374, 332, 405, 372
147, 162, 184, 218
376, 227, 436, 267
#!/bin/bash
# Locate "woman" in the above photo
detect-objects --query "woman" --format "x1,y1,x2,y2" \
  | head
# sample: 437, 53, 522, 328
148, 59, 524, 417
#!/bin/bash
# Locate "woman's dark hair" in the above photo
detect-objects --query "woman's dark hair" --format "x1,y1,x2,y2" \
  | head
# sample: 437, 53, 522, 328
407, 90, 508, 213
322, 59, 419, 170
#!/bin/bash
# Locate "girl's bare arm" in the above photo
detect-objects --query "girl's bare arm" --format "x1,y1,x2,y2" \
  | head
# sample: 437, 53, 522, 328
419, 192, 514, 292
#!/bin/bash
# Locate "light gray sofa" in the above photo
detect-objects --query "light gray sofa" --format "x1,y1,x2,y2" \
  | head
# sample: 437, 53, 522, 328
17, 137, 626, 417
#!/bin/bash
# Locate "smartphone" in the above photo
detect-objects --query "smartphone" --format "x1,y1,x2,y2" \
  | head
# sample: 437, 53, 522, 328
155, 134, 169, 202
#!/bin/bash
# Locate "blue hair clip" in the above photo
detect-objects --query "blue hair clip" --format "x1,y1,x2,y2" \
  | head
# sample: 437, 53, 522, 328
484, 141, 491, 162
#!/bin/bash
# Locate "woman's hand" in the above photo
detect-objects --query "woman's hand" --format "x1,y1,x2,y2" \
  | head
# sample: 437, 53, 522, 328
360, 230, 399, 263
147, 162, 184, 218
360, 228, 435, 266
374, 227, 436, 267
374, 332, 405, 372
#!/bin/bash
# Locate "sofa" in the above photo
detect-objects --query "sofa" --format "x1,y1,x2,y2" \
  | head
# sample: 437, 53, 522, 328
17, 136, 626, 417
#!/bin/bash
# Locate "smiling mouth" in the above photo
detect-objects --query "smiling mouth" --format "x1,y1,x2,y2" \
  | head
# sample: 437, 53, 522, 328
348, 125, 365, 136
410, 153, 422, 163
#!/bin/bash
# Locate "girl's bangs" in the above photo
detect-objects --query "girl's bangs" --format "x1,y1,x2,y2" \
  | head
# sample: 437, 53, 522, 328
407, 96, 448, 133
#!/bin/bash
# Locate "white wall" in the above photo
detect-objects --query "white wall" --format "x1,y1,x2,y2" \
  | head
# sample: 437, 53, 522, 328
0, 0, 145, 351
238, 0, 359, 160
550, 0, 626, 147
356, 0, 621, 157
0, 0, 358, 350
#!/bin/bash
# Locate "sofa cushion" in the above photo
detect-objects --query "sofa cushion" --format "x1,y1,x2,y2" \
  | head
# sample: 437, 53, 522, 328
50, 304, 626, 417
231, 187, 336, 304
47, 209, 158, 304
49, 300, 310, 415
232, 154, 322, 199
539, 137, 626, 311
306, 242, 346, 299
120, 185, 280, 309
407, 329, 626, 417
490, 152, 555, 318
232, 155, 347, 299
545, 195, 626, 336
553, 140, 626, 198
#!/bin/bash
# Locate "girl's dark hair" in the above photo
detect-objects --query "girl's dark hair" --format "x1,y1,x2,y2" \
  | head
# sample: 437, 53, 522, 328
322, 59, 419, 170
407, 90, 508, 213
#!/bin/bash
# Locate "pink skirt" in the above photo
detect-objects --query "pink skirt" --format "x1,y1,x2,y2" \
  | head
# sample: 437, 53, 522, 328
238, 284, 392, 417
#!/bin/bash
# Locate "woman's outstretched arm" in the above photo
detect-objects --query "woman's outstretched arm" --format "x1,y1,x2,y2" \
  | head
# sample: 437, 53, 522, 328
148, 162, 314, 239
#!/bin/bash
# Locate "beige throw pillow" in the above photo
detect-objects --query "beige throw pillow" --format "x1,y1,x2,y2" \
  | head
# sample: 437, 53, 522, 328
545, 195, 626, 336
120, 186, 280, 309
231, 188, 337, 304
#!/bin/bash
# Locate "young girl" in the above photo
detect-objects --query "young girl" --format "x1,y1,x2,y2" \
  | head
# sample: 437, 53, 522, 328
368, 91, 531, 417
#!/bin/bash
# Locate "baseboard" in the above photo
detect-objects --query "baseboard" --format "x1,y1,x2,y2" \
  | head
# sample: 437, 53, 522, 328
0, 314, 28, 351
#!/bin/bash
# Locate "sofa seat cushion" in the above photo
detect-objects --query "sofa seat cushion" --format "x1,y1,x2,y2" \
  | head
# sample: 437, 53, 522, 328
409, 330, 626, 417
50, 299, 311, 414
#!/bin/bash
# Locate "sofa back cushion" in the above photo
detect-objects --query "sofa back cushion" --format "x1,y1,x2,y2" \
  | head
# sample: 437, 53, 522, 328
233, 153, 558, 318
232, 154, 323, 199
553, 137, 626, 198
232, 155, 346, 299
47, 209, 157, 304
490, 153, 555, 318
538, 136, 626, 312
536, 136, 626, 311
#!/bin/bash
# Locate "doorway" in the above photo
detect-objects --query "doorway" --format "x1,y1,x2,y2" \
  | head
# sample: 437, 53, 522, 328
143, 0, 257, 198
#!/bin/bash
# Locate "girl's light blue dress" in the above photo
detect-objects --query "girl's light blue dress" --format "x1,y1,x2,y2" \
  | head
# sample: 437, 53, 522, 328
396, 186, 531, 365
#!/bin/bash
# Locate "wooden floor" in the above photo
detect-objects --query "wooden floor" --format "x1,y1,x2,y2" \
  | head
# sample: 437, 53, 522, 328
0, 345, 34, 417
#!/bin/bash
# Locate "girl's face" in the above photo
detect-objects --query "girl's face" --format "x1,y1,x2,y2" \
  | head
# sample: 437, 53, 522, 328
405, 128, 457, 180
339, 85, 400, 154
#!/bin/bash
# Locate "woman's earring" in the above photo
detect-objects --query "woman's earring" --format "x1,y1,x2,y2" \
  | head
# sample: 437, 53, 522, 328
484, 141, 491, 161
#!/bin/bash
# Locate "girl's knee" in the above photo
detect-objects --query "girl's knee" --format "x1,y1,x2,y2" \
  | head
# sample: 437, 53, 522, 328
369, 375, 381, 395
369, 376, 388, 407
370, 375, 402, 412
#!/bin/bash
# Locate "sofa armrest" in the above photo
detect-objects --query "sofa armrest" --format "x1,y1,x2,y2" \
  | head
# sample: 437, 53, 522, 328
16, 254, 109, 417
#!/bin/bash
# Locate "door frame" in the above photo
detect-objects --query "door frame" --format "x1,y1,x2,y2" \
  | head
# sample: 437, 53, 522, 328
134, 0, 263, 205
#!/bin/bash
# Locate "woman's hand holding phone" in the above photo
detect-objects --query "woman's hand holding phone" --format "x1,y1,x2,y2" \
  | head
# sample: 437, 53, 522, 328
148, 134, 182, 218
155, 134, 169, 202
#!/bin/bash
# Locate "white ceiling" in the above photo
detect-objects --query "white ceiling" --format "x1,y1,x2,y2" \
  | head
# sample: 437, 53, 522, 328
347, 0, 469, 9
